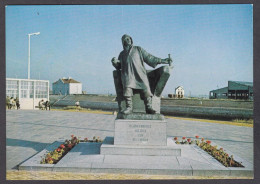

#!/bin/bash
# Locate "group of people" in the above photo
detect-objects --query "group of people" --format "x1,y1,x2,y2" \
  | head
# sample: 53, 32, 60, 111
6, 96, 20, 110
38, 99, 51, 110
6, 97, 51, 110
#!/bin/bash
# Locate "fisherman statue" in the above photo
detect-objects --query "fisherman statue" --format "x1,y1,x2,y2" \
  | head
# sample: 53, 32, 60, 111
112, 34, 173, 116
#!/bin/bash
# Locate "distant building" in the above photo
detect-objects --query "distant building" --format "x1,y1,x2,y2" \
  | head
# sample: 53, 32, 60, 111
52, 77, 82, 95
6, 78, 49, 109
175, 86, 184, 98
209, 81, 253, 100
168, 86, 184, 98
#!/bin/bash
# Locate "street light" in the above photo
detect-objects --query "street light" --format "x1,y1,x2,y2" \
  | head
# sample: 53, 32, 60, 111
28, 32, 40, 79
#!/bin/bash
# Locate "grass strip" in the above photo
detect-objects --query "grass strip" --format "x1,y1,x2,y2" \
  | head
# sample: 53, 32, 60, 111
6, 170, 252, 180
51, 108, 253, 128
165, 116, 253, 128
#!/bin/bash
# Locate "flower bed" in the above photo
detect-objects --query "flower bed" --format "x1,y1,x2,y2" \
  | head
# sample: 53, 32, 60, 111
174, 135, 244, 167
40, 135, 102, 164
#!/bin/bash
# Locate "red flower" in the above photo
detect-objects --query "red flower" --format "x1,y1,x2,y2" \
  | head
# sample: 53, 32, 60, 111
195, 135, 199, 139
47, 157, 53, 161
206, 140, 211, 144
182, 137, 186, 140
56, 148, 61, 152
71, 134, 74, 138
187, 138, 191, 142
68, 144, 73, 148
174, 137, 178, 141
60, 144, 65, 149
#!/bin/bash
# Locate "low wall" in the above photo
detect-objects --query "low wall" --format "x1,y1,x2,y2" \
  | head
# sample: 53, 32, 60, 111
160, 106, 253, 120
161, 98, 253, 109
52, 100, 253, 120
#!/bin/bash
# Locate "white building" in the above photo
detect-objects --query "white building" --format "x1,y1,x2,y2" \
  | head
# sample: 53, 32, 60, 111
6, 78, 49, 109
52, 77, 82, 95
175, 86, 184, 98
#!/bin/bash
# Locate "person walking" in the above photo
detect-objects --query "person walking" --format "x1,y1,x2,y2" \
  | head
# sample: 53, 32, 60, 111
10, 97, 16, 109
45, 100, 51, 111
15, 97, 20, 110
6, 96, 10, 109
75, 100, 80, 110
39, 99, 44, 110
47, 101, 51, 111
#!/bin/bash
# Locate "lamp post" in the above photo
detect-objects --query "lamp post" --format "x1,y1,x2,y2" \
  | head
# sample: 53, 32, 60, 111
28, 32, 40, 79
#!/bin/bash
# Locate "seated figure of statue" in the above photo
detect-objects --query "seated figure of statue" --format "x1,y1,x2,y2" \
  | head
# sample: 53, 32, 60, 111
111, 34, 173, 118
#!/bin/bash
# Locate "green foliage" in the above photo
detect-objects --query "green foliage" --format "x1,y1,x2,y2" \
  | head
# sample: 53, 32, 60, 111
233, 119, 253, 124
63, 106, 82, 110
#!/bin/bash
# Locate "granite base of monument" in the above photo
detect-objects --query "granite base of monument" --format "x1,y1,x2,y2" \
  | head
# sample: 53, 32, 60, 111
114, 118, 167, 146
100, 117, 181, 156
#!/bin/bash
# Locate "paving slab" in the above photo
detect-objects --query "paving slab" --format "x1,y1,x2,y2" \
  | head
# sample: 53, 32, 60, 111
178, 145, 212, 164
90, 162, 193, 175
18, 141, 63, 171
55, 142, 104, 166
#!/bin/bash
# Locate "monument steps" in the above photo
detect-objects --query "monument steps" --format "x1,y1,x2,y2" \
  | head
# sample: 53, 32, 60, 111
100, 137, 181, 156
18, 139, 253, 177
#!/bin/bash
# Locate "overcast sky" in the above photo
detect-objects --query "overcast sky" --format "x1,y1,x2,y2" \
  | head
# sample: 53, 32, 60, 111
6, 5, 253, 96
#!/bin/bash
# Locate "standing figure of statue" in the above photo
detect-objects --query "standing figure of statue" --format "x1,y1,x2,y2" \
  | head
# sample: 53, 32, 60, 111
111, 34, 173, 115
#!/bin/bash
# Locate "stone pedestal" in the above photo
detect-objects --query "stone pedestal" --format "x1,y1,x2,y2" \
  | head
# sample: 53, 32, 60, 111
100, 116, 181, 156
114, 119, 167, 146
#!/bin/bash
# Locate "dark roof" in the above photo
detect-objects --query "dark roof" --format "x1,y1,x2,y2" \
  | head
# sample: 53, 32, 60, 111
52, 78, 81, 84
61, 78, 80, 83
52, 80, 59, 84
210, 81, 253, 93
210, 87, 228, 93
175, 86, 184, 90
229, 81, 253, 87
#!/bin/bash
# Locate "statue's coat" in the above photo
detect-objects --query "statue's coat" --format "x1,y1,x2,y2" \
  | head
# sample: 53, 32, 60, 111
118, 46, 161, 96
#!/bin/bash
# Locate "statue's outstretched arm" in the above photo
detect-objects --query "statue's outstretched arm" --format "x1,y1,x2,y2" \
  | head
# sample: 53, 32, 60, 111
139, 47, 161, 68
139, 47, 173, 68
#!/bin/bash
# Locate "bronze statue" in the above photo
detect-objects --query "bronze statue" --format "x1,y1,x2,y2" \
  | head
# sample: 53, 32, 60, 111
112, 34, 172, 115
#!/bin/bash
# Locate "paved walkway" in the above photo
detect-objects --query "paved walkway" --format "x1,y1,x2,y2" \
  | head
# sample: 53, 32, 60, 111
6, 110, 253, 171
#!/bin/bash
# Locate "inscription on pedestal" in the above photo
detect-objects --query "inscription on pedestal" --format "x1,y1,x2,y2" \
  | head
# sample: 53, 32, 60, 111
130, 124, 150, 142
114, 119, 167, 146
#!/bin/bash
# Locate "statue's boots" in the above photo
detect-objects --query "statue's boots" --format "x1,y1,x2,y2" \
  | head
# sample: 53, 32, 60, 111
145, 96, 156, 114
116, 97, 123, 112
118, 101, 123, 112
122, 96, 133, 114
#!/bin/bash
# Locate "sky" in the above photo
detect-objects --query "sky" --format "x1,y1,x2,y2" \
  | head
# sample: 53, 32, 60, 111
6, 5, 253, 97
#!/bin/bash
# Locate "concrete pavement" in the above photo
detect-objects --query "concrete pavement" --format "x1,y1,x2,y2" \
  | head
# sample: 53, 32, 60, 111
6, 109, 253, 173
